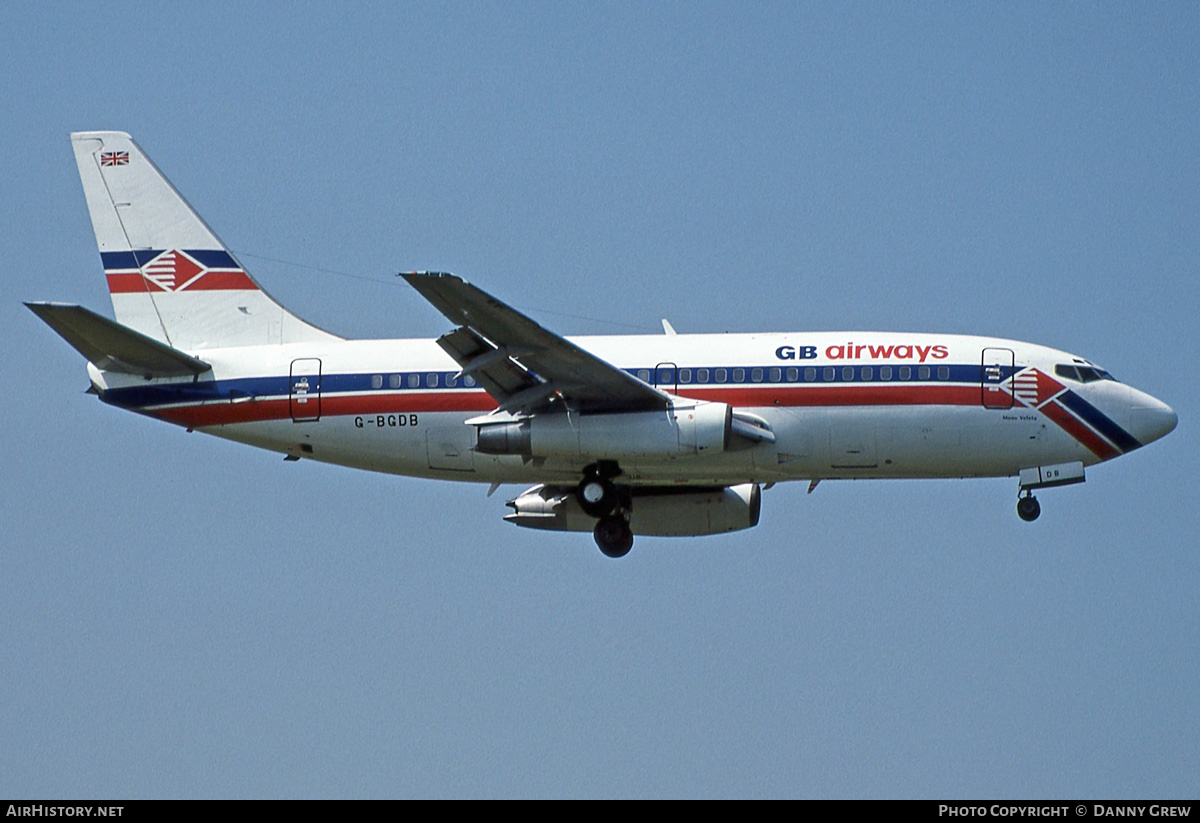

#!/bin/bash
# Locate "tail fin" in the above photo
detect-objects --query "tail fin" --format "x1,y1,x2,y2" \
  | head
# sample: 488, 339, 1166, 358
70, 131, 338, 350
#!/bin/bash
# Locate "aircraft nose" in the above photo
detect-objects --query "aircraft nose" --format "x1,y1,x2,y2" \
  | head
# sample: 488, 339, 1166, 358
1129, 391, 1177, 446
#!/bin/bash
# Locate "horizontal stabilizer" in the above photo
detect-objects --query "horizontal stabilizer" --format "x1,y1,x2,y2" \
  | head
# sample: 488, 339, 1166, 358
25, 302, 211, 377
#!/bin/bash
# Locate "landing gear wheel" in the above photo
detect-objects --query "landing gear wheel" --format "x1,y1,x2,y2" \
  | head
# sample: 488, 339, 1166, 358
1017, 494, 1041, 522
576, 476, 617, 517
594, 515, 634, 558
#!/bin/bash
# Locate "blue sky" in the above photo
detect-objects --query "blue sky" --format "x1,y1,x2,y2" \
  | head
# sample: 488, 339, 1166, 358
2, 1, 1197, 798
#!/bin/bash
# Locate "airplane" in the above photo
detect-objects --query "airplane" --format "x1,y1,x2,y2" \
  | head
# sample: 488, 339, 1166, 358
28, 131, 1178, 558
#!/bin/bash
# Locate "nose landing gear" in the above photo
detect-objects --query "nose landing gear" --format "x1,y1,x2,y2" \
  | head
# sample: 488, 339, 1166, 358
1016, 493, 1041, 522
1015, 462, 1085, 522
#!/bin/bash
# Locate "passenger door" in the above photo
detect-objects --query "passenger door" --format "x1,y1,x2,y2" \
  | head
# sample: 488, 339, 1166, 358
981, 348, 1014, 409
290, 358, 322, 422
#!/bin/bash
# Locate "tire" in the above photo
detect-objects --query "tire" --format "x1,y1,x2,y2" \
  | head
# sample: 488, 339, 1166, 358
594, 516, 634, 558
1017, 495, 1041, 522
576, 476, 617, 517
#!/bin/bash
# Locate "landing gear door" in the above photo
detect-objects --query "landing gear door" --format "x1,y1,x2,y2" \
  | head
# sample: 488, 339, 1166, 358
290, 358, 322, 422
981, 347, 1014, 409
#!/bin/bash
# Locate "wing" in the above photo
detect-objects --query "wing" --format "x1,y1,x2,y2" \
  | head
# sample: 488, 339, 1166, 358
400, 272, 670, 414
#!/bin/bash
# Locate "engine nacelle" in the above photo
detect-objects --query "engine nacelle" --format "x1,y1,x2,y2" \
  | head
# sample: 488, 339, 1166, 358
505, 483, 761, 537
476, 401, 731, 460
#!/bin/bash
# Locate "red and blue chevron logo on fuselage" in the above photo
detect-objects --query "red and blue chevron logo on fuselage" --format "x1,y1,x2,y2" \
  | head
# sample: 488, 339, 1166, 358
1009, 367, 1140, 460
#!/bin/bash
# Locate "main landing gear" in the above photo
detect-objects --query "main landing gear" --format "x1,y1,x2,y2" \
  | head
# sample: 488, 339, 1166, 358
577, 462, 633, 558
593, 515, 634, 558
1016, 492, 1041, 522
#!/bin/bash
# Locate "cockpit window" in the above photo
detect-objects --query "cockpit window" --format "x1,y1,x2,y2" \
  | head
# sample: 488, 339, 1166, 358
1055, 364, 1117, 383
1055, 364, 1079, 382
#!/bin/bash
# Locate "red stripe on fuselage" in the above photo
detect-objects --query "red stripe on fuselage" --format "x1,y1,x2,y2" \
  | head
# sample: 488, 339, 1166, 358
138, 384, 983, 428
676, 384, 980, 407
126, 379, 1127, 464
1039, 399, 1119, 461
149, 391, 498, 428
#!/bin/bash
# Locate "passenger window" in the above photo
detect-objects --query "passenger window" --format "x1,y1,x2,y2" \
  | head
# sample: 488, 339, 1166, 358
428, 373, 438, 388
880, 366, 892, 381
464, 375, 476, 387
697, 368, 709, 383
751, 368, 763, 382
389, 374, 401, 389
937, 366, 949, 380
407, 374, 420, 388
862, 366, 873, 381
805, 367, 817, 382
446, 374, 457, 387
899, 366, 911, 380
637, 369, 650, 382
786, 367, 798, 382
918, 366, 931, 380
842, 366, 854, 381
715, 368, 727, 382
823, 367, 835, 381
371, 374, 383, 389
733, 368, 745, 382
679, 368, 691, 383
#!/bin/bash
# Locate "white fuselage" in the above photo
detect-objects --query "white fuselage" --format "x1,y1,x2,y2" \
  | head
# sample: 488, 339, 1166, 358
89, 330, 1173, 487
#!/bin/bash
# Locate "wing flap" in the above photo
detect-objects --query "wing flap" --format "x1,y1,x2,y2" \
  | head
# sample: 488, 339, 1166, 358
26, 302, 211, 378
402, 272, 668, 414
436, 326, 544, 408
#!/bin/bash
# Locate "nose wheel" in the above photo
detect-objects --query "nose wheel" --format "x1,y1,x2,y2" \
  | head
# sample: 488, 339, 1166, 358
1016, 493, 1041, 522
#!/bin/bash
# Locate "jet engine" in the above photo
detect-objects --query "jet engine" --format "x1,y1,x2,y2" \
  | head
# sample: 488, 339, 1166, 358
505, 483, 761, 537
475, 401, 732, 459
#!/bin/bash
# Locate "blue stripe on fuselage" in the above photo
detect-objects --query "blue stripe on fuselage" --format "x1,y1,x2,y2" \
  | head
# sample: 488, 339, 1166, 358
101, 363, 989, 411
1057, 390, 1141, 453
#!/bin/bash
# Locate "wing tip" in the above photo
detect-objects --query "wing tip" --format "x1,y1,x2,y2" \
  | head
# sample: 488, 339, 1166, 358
399, 270, 461, 282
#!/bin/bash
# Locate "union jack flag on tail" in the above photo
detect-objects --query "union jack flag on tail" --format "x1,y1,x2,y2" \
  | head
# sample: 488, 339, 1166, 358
100, 151, 128, 166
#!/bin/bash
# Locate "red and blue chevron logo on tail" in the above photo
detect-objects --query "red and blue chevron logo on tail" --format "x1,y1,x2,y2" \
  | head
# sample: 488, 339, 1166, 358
101, 249, 258, 294
141, 250, 202, 291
